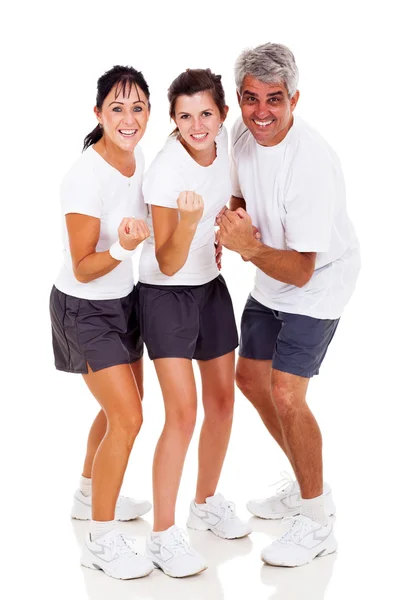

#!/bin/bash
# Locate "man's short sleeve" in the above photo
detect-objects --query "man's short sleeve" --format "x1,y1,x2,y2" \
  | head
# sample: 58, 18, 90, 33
60, 158, 102, 219
230, 152, 243, 199
284, 148, 336, 253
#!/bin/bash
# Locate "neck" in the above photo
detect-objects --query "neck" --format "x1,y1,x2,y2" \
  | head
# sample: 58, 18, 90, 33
94, 136, 135, 176
180, 137, 216, 167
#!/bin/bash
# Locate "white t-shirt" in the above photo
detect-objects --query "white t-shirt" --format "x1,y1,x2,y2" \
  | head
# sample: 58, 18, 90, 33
231, 116, 360, 319
55, 145, 146, 300
139, 127, 230, 285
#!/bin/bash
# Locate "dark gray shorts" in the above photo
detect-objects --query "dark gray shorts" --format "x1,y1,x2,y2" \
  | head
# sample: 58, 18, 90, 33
50, 286, 143, 374
137, 275, 238, 361
239, 295, 339, 378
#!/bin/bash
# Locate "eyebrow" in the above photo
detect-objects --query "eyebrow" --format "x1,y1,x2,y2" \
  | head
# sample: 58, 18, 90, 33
177, 107, 214, 115
108, 100, 146, 106
242, 90, 283, 98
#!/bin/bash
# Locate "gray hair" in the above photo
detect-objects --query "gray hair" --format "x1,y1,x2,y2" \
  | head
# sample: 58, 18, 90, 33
234, 43, 299, 98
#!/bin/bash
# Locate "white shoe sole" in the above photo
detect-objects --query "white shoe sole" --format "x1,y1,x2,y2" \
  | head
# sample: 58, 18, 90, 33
81, 556, 153, 579
186, 512, 251, 539
146, 551, 208, 578
261, 536, 338, 568
248, 490, 336, 520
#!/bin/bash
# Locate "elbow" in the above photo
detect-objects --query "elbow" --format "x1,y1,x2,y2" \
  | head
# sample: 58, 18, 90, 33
294, 268, 314, 288
158, 263, 178, 277
73, 271, 92, 284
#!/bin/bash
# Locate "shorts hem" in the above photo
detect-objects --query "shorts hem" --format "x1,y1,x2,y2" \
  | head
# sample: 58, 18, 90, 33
272, 364, 319, 379
195, 344, 238, 362
238, 351, 273, 361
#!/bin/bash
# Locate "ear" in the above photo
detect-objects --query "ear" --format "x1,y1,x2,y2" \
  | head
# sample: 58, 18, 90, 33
221, 105, 229, 122
236, 90, 241, 106
290, 90, 300, 111
94, 106, 102, 125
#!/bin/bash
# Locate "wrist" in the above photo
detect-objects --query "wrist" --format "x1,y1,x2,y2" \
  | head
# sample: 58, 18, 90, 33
109, 241, 135, 261
240, 238, 260, 261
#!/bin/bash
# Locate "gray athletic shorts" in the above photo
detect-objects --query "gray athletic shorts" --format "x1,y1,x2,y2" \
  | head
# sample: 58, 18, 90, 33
50, 286, 143, 374
239, 295, 339, 378
137, 275, 238, 361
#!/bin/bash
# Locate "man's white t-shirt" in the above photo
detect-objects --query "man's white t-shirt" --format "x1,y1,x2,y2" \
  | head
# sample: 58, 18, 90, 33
231, 116, 360, 319
55, 145, 146, 300
139, 127, 230, 285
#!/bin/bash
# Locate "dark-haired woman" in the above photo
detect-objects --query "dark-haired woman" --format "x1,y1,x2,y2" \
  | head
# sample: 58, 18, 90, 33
138, 69, 252, 578
50, 66, 153, 579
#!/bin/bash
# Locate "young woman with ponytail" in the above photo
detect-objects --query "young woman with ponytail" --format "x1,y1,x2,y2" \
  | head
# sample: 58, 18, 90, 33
49, 65, 154, 580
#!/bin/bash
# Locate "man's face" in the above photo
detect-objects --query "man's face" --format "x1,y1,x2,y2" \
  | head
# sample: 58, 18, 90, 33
238, 75, 299, 146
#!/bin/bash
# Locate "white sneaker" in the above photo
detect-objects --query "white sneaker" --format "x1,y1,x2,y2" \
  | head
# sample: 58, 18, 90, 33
247, 472, 336, 520
146, 525, 207, 578
71, 490, 152, 521
261, 515, 338, 567
187, 493, 252, 539
81, 530, 154, 579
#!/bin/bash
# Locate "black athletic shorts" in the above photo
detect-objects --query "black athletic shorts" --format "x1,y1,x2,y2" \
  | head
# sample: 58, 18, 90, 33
49, 286, 143, 374
239, 295, 339, 378
137, 275, 238, 361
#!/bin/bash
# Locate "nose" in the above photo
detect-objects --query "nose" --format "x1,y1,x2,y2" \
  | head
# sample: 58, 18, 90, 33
191, 117, 203, 131
255, 103, 271, 119
122, 110, 136, 126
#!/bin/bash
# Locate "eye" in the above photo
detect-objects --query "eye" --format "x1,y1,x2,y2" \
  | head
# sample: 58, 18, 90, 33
269, 97, 279, 104
202, 111, 212, 117
133, 106, 143, 112
112, 107, 122, 112
180, 114, 190, 119
244, 96, 257, 103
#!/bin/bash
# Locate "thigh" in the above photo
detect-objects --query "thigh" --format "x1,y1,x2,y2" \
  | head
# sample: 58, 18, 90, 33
83, 363, 142, 422
274, 312, 340, 378
194, 276, 238, 361
138, 283, 200, 360
130, 358, 143, 400
239, 295, 282, 360
153, 358, 198, 420
197, 351, 235, 410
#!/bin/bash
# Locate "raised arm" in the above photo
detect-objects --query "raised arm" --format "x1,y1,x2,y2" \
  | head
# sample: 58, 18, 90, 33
153, 191, 204, 277
67, 214, 149, 283
217, 208, 315, 288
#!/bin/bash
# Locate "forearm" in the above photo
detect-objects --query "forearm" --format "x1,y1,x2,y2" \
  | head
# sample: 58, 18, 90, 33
241, 240, 314, 287
73, 250, 121, 283
156, 220, 197, 276
229, 195, 246, 211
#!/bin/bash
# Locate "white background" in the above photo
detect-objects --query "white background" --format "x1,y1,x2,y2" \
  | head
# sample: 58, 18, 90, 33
2, 1, 399, 598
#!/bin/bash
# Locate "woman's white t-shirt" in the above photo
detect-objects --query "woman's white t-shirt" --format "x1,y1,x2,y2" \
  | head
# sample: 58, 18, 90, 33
231, 116, 361, 319
139, 127, 230, 285
55, 145, 146, 300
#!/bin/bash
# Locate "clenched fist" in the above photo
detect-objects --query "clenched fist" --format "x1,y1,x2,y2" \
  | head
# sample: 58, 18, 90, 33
118, 217, 150, 251
177, 191, 204, 227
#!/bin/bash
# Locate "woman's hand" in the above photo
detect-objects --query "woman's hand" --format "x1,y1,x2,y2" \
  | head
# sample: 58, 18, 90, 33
177, 191, 204, 227
118, 217, 150, 251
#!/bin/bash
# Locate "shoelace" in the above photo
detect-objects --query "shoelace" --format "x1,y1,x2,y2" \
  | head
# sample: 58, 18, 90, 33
167, 529, 191, 557
279, 516, 315, 544
268, 471, 295, 496
110, 533, 137, 559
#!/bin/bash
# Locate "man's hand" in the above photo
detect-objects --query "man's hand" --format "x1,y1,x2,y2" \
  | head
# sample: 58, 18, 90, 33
178, 191, 204, 227
119, 217, 150, 251
216, 207, 259, 259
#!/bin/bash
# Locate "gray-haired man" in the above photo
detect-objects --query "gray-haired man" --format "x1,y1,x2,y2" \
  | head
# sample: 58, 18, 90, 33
217, 43, 360, 567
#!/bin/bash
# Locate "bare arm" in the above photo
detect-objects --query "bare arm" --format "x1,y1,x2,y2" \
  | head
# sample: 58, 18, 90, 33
229, 195, 246, 211
153, 191, 204, 277
217, 208, 316, 288
66, 213, 149, 283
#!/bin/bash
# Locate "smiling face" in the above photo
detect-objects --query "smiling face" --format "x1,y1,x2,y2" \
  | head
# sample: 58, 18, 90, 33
94, 81, 150, 152
238, 75, 299, 146
173, 91, 228, 156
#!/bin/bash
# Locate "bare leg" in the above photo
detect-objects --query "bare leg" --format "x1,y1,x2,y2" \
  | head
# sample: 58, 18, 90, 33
195, 351, 235, 503
271, 369, 322, 498
236, 357, 294, 468
81, 359, 143, 478
152, 358, 197, 531
83, 363, 143, 521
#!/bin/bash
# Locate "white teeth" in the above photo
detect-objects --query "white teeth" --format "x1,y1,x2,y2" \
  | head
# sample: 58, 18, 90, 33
120, 130, 137, 135
254, 120, 273, 127
192, 133, 207, 139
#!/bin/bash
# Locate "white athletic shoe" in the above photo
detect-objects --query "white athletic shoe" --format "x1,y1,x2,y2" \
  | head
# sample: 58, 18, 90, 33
261, 514, 338, 567
71, 490, 152, 521
187, 493, 252, 539
81, 530, 154, 579
146, 525, 208, 578
247, 472, 336, 520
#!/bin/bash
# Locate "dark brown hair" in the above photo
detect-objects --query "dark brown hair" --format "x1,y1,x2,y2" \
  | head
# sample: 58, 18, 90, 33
83, 65, 150, 151
167, 68, 226, 136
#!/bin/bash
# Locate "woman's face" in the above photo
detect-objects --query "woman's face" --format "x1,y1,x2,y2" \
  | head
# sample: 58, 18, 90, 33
95, 82, 150, 152
173, 91, 227, 153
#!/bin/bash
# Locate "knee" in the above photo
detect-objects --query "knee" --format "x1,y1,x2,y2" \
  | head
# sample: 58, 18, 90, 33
110, 412, 143, 445
166, 406, 197, 438
204, 393, 234, 422
236, 367, 270, 409
271, 381, 296, 419
235, 366, 254, 398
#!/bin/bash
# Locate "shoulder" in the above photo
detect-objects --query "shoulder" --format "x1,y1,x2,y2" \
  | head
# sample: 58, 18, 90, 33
290, 117, 341, 168
61, 148, 98, 192
230, 116, 251, 157
144, 137, 185, 185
